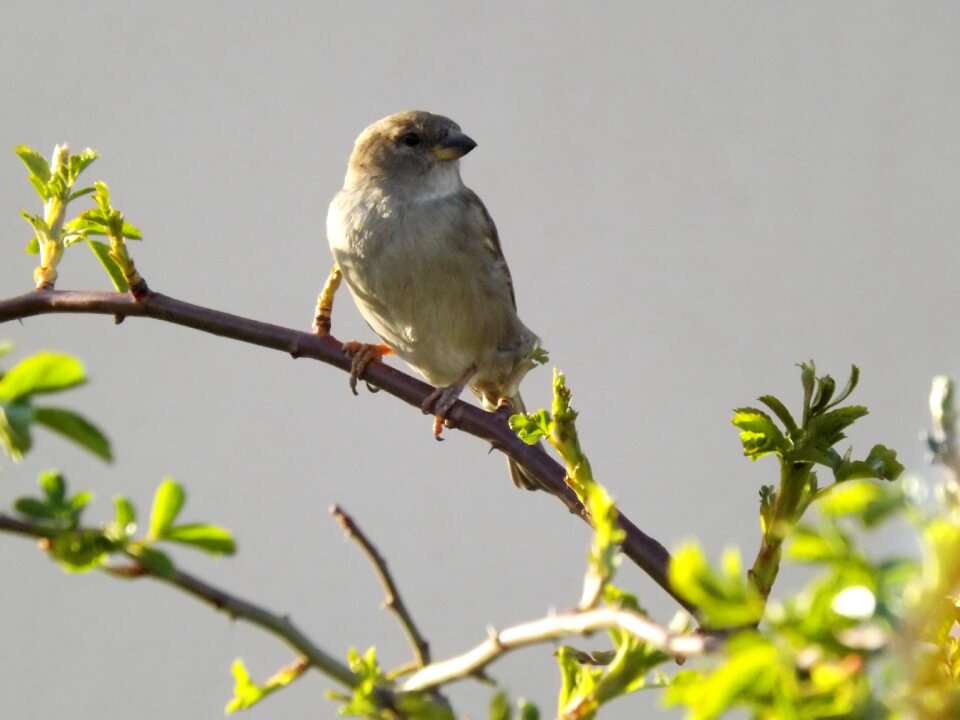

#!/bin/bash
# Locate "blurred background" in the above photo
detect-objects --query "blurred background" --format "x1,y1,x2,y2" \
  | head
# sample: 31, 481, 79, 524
2, 2, 958, 717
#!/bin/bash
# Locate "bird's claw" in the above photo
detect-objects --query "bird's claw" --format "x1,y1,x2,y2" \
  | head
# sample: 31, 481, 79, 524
421, 369, 474, 440
342, 341, 392, 396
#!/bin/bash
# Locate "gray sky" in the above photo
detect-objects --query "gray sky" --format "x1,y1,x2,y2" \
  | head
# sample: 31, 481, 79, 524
2, 2, 959, 717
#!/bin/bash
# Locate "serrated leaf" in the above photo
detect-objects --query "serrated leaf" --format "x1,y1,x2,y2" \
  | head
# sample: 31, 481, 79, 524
809, 374, 836, 416
149, 479, 185, 538
163, 524, 236, 555
15, 145, 51, 182
758, 394, 797, 434
86, 239, 129, 292
732, 408, 785, 460
33, 406, 112, 461
67, 149, 98, 181
784, 443, 840, 469
833, 444, 903, 484
509, 409, 551, 445
0, 352, 86, 401
827, 365, 860, 409
806, 406, 869, 448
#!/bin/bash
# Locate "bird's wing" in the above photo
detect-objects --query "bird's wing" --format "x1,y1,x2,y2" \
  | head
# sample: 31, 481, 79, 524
465, 188, 518, 311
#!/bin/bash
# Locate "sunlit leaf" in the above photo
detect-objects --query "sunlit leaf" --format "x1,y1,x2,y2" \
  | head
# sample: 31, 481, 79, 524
163, 524, 236, 555
0, 352, 86, 401
14, 145, 51, 182
148, 479, 185, 538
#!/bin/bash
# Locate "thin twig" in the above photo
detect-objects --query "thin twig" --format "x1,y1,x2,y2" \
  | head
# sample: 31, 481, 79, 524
0, 289, 689, 613
0, 512, 358, 689
403, 605, 716, 692
330, 504, 431, 667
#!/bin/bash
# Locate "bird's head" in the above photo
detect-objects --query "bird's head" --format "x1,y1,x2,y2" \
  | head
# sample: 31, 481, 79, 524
344, 111, 477, 195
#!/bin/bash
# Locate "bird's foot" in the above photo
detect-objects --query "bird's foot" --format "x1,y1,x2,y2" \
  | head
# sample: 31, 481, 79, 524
493, 398, 514, 420
422, 367, 474, 440
342, 341, 392, 395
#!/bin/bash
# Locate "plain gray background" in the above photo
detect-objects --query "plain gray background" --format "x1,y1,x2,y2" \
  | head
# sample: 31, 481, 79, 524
2, 2, 958, 717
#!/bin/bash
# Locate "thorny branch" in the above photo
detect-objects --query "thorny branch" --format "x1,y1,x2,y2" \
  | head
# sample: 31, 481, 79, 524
330, 504, 432, 668
403, 606, 716, 692
0, 512, 358, 689
0, 288, 689, 613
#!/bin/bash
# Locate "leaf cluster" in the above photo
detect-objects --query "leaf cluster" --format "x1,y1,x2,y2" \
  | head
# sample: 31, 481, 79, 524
13, 473, 235, 575
0, 344, 110, 462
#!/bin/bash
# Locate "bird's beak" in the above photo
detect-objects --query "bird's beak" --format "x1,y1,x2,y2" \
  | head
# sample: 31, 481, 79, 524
432, 132, 477, 161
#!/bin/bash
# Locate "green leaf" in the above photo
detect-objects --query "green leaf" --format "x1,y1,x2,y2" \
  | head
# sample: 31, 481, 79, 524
226, 658, 266, 713
799, 360, 816, 422
14, 496, 56, 520
121, 221, 143, 240
806, 406, 869, 448
834, 445, 904, 482
33, 406, 113, 461
114, 495, 136, 530
668, 542, 764, 628
25, 236, 39, 254
67, 186, 96, 202
509, 409, 551, 445
827, 365, 859, 409
0, 352, 86, 401
517, 700, 540, 720
39, 469, 66, 504
0, 401, 33, 460
809, 374, 836, 416
67, 148, 98, 182
490, 691, 511, 720
163, 524, 236, 555
785, 524, 848, 564
732, 408, 785, 460
28, 175, 49, 201
758, 394, 797, 434
15, 145, 51, 182
148, 479, 185, 538
51, 529, 112, 573
86, 239, 129, 292
133, 545, 175, 578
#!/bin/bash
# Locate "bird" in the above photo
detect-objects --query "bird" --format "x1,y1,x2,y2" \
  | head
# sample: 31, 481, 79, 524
326, 110, 544, 490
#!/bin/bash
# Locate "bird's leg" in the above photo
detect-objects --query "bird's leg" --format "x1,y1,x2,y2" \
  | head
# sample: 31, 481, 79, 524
422, 366, 476, 440
312, 264, 343, 336
493, 397, 514, 420
342, 341, 393, 395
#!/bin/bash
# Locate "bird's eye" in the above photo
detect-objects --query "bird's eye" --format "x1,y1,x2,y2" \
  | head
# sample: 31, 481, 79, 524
400, 132, 422, 147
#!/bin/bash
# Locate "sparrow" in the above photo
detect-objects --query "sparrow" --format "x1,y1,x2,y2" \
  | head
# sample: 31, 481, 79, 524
326, 110, 543, 490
